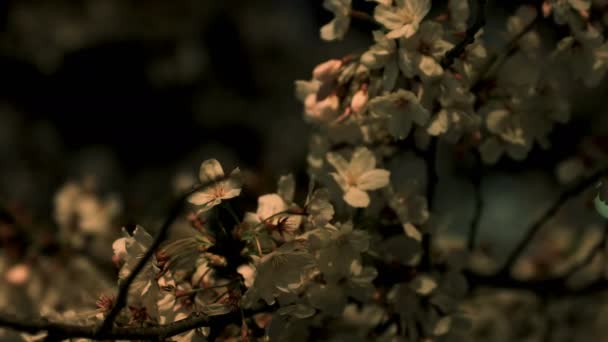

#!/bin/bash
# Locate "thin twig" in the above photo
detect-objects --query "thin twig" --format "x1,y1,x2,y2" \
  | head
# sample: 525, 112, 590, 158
441, 0, 488, 68
498, 167, 608, 276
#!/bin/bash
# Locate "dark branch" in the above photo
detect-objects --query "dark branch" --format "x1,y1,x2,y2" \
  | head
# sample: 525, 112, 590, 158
498, 167, 607, 276
441, 0, 488, 68
0, 312, 211, 340
465, 269, 608, 297
421, 138, 438, 271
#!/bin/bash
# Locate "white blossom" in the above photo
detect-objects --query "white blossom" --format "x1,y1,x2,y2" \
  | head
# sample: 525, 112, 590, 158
188, 159, 242, 211
367, 89, 430, 140
398, 21, 454, 81
374, 0, 431, 39
326, 147, 390, 207
320, 0, 352, 41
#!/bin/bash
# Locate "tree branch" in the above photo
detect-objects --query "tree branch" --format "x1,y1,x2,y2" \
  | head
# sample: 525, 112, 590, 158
97, 177, 229, 334
0, 312, 212, 340
441, 0, 488, 68
421, 138, 438, 271
498, 167, 607, 276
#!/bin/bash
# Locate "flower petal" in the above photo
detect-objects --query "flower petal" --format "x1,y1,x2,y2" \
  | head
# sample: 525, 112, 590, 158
343, 187, 370, 208
257, 194, 288, 221
357, 169, 390, 190
199, 159, 225, 183
374, 4, 404, 30
327, 152, 350, 177
349, 147, 376, 177
188, 190, 216, 206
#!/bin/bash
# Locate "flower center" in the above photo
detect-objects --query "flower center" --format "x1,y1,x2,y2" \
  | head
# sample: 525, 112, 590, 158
213, 184, 226, 198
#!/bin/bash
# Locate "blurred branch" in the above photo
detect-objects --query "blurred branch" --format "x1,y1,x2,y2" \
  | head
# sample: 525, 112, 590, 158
467, 151, 484, 251
465, 269, 608, 297
498, 167, 608, 277
472, 5, 542, 88
560, 224, 608, 279
421, 138, 438, 271
441, 0, 488, 68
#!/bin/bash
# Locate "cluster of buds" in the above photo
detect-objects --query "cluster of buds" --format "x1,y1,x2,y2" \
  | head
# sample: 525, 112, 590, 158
302, 56, 370, 126
304, 59, 343, 124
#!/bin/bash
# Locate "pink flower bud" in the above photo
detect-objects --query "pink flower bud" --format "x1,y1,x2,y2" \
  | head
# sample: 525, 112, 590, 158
351, 86, 369, 114
542, 1, 552, 18
312, 59, 343, 83
6, 263, 30, 285
304, 93, 340, 124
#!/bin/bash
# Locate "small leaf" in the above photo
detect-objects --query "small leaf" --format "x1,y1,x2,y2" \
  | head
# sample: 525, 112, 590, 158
594, 193, 608, 219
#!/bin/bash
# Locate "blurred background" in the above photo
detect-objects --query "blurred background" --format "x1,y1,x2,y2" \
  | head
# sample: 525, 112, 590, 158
0, 0, 600, 227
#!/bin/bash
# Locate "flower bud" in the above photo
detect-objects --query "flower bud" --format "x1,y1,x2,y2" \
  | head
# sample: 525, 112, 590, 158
350, 85, 369, 114
312, 59, 343, 83
542, 1, 552, 18
304, 93, 340, 124
6, 263, 30, 285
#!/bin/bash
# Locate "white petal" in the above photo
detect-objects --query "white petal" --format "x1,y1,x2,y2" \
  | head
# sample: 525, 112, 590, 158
199, 159, 225, 183
257, 194, 288, 221
386, 25, 411, 39
330, 172, 348, 191
357, 169, 390, 190
349, 147, 376, 177
374, 4, 404, 30
320, 17, 350, 41
221, 187, 242, 200
277, 174, 296, 202
418, 54, 443, 79
427, 110, 449, 136
188, 190, 216, 206
326, 152, 350, 177
343, 187, 371, 208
